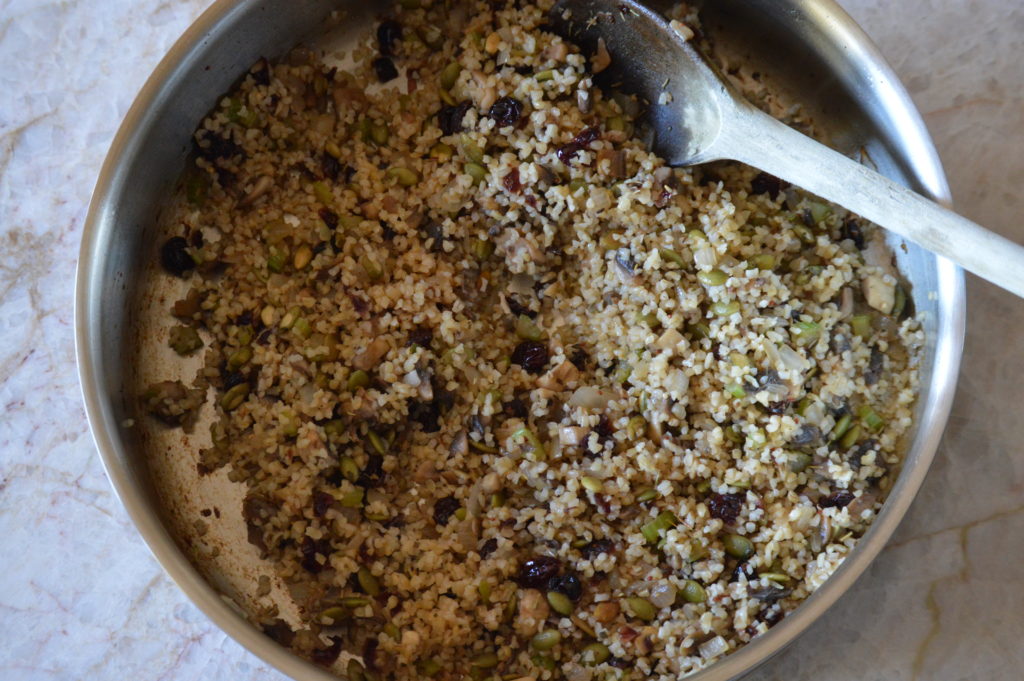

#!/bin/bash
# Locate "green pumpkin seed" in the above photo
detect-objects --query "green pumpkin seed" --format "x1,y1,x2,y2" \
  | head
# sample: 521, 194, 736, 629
338, 596, 369, 609
546, 590, 573, 616
357, 567, 380, 596
227, 345, 252, 370
698, 269, 728, 286
440, 62, 461, 90
320, 606, 348, 624
347, 659, 366, 681
624, 596, 656, 621
531, 629, 561, 651
347, 369, 370, 391
417, 659, 441, 677
658, 247, 686, 268
636, 488, 658, 503
339, 488, 364, 508
580, 641, 610, 666
850, 314, 872, 339
723, 533, 755, 560
367, 430, 387, 455
788, 452, 813, 473
711, 300, 740, 316
470, 652, 498, 668
220, 383, 249, 411
387, 166, 419, 187
680, 579, 706, 603
464, 162, 487, 185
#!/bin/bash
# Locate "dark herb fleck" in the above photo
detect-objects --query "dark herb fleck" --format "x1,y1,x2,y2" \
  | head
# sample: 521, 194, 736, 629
377, 20, 402, 56
479, 537, 498, 559
160, 237, 195, 277
408, 327, 433, 348
547, 573, 582, 601
841, 219, 865, 249
372, 56, 398, 83
357, 453, 385, 488
820, 490, 855, 509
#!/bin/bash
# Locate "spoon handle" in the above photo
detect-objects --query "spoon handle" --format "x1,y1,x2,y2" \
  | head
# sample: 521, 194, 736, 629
716, 104, 1024, 298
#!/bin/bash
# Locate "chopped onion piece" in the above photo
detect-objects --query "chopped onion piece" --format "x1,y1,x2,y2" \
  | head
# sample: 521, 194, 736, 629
568, 386, 612, 409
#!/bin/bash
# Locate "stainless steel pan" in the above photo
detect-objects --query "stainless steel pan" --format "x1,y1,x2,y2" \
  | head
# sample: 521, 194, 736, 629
75, 1, 965, 679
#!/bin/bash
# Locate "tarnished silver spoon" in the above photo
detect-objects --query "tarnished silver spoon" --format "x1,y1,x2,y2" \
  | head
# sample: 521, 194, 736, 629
550, 0, 1024, 298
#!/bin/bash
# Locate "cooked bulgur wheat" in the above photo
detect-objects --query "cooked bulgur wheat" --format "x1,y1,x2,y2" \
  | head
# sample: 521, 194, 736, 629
141, 0, 923, 678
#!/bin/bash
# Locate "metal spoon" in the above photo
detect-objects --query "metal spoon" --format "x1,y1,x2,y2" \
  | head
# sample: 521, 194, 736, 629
549, 0, 1024, 298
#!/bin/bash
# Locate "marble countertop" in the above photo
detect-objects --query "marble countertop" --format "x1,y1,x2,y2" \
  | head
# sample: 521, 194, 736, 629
2, 0, 1022, 679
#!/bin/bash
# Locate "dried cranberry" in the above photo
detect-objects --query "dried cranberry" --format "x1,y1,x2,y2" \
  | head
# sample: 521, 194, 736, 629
479, 537, 498, 559
847, 438, 878, 470
321, 152, 342, 181
194, 130, 241, 161
408, 399, 441, 433
759, 607, 784, 628
511, 340, 549, 374
592, 414, 614, 444
503, 396, 528, 419
502, 167, 522, 194
377, 20, 402, 57
489, 96, 523, 127
438, 100, 472, 135
250, 58, 271, 87
262, 619, 295, 646
357, 453, 385, 488
547, 573, 582, 601
568, 345, 590, 371
581, 538, 615, 559
820, 490, 855, 509
608, 657, 631, 669
707, 492, 745, 524
408, 327, 433, 347
299, 536, 330, 573
318, 207, 339, 230
362, 637, 379, 671
160, 237, 195, 277
517, 555, 562, 588
311, 637, 343, 666
433, 496, 460, 525
556, 126, 600, 164
749, 172, 785, 200
312, 491, 334, 517
372, 56, 398, 83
